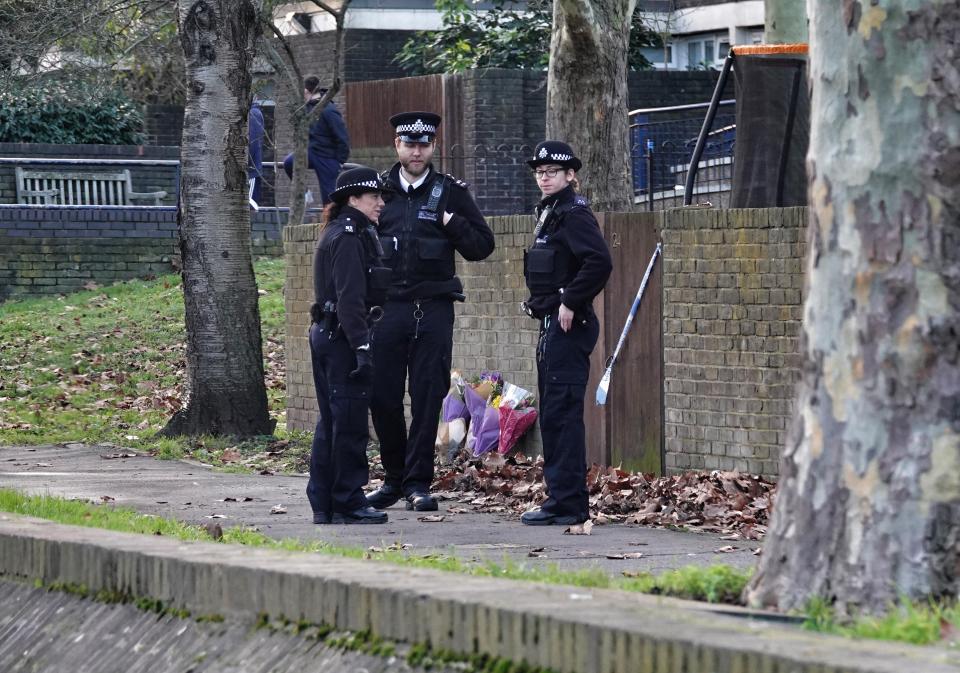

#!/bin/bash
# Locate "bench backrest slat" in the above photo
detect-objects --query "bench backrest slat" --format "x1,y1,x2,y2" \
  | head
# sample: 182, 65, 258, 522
15, 167, 149, 206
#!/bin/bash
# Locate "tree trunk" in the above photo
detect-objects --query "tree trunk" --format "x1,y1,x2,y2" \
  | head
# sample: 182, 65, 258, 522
764, 0, 808, 44
162, 0, 274, 437
547, 0, 636, 212
746, 0, 960, 614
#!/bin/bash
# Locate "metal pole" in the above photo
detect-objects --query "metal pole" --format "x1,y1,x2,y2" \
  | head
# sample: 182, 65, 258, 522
683, 51, 734, 206
646, 139, 655, 212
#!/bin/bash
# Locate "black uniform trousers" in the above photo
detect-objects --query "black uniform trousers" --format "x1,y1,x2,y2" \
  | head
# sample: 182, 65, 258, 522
370, 298, 454, 495
307, 324, 372, 515
536, 312, 599, 518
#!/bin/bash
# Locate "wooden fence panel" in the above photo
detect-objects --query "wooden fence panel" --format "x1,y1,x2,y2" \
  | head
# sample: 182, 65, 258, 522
586, 213, 663, 474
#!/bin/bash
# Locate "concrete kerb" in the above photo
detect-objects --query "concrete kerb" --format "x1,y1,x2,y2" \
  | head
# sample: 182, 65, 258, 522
1, 513, 957, 673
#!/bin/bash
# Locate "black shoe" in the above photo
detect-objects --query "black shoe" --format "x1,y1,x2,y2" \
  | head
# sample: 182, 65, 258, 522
405, 491, 438, 512
313, 511, 331, 524
365, 484, 403, 509
332, 506, 388, 525
520, 508, 587, 526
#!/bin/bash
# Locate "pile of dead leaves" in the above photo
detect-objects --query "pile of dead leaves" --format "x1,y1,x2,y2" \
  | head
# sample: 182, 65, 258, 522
431, 453, 774, 539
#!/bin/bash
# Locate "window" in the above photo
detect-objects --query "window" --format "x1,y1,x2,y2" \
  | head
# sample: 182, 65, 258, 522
718, 40, 731, 60
687, 42, 702, 68
704, 39, 715, 63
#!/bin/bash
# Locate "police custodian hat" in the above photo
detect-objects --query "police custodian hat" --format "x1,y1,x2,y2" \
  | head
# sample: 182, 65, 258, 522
527, 140, 582, 172
390, 111, 441, 143
329, 165, 385, 203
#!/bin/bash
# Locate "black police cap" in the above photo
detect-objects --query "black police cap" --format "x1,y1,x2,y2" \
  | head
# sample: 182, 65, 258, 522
390, 111, 441, 143
527, 140, 582, 172
329, 165, 385, 203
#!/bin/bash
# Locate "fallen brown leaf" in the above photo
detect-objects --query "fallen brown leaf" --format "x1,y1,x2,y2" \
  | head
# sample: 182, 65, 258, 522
564, 520, 594, 535
417, 515, 445, 523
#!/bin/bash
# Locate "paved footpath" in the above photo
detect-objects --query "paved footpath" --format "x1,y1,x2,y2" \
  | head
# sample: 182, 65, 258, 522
0, 443, 760, 575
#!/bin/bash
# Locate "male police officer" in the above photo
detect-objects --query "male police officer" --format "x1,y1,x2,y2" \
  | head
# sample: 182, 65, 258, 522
367, 112, 495, 512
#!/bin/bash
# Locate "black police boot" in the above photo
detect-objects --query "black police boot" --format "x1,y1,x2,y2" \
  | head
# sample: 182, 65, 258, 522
520, 508, 587, 526
366, 483, 403, 509
405, 492, 439, 512
332, 507, 388, 525
312, 511, 331, 524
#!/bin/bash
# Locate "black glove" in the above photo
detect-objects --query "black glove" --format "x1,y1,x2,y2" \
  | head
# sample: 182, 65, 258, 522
349, 347, 374, 380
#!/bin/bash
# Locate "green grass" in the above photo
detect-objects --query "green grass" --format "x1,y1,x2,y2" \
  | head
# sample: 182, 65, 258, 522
803, 595, 960, 646
0, 488, 749, 603
0, 258, 311, 470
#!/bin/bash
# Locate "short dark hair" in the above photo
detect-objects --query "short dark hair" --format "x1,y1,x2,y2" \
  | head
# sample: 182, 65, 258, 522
303, 75, 321, 93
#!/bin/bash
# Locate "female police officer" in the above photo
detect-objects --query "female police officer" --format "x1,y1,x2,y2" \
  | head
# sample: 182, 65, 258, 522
308, 166, 391, 525
521, 141, 612, 526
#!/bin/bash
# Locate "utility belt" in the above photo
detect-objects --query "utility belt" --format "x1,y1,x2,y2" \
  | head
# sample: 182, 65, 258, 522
310, 301, 384, 335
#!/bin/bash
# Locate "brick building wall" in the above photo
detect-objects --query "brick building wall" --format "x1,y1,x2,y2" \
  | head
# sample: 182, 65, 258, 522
0, 206, 286, 301
661, 207, 806, 476
143, 104, 185, 146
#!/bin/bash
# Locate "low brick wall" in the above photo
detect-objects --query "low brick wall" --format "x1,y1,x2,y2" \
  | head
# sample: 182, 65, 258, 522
661, 208, 807, 477
285, 208, 808, 477
0, 206, 286, 301
283, 217, 543, 454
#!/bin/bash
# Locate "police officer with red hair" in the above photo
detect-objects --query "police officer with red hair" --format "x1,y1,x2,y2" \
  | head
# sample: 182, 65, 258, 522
308, 166, 391, 525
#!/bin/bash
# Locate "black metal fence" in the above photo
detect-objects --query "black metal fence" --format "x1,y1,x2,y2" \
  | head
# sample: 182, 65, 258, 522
630, 100, 736, 211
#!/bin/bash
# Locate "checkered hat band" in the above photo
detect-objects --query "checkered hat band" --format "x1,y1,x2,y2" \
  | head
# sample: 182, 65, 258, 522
546, 153, 572, 162
339, 179, 380, 191
396, 121, 436, 134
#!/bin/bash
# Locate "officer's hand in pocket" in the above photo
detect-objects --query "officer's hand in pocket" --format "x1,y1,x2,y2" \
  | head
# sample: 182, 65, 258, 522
349, 347, 374, 380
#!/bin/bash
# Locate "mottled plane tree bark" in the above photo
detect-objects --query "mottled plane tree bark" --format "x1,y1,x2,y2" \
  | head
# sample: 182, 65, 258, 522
161, 0, 274, 437
547, 0, 636, 211
746, 0, 960, 614
764, 0, 808, 44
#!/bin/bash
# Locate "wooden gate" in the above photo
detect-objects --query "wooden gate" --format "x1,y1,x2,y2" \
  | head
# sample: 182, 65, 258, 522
585, 212, 663, 474
345, 73, 464, 173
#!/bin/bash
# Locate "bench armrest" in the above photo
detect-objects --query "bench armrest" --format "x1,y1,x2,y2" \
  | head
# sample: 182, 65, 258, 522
128, 190, 168, 206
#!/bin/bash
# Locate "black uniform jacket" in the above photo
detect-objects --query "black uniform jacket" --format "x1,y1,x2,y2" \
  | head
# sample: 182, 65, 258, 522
523, 185, 613, 319
313, 206, 386, 350
377, 164, 495, 300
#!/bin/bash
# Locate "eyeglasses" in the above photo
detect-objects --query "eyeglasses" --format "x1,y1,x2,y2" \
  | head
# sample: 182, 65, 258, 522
533, 167, 563, 179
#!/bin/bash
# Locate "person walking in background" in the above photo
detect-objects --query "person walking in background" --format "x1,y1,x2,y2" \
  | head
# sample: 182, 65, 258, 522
247, 97, 265, 208
283, 75, 351, 205
308, 166, 391, 525
366, 111, 495, 513
520, 141, 612, 526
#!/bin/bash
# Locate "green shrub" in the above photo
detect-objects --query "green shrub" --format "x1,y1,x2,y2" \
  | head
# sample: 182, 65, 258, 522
0, 80, 144, 144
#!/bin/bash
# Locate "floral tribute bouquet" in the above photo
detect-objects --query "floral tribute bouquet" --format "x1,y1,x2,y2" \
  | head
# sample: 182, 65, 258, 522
495, 382, 538, 456
464, 371, 503, 457
435, 371, 470, 464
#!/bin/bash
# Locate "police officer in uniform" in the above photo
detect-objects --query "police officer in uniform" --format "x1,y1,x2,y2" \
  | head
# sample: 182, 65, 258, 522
520, 141, 612, 525
308, 166, 391, 525
366, 112, 495, 512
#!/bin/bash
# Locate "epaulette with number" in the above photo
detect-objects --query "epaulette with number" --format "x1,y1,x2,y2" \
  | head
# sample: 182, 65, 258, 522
342, 217, 355, 234
445, 174, 469, 189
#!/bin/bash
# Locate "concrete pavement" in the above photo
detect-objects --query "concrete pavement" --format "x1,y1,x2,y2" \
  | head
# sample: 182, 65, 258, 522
0, 443, 761, 575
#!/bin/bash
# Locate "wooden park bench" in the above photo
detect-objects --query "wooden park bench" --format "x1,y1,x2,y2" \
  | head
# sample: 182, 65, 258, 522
15, 167, 168, 206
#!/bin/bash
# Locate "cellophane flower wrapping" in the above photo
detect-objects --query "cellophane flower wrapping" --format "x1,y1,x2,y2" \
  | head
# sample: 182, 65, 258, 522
435, 371, 469, 463
496, 383, 538, 455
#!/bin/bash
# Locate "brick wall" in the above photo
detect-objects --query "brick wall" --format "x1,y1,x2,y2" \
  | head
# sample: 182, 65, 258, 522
283, 217, 543, 454
0, 206, 286, 301
143, 104, 185, 146
285, 207, 807, 476
661, 207, 806, 477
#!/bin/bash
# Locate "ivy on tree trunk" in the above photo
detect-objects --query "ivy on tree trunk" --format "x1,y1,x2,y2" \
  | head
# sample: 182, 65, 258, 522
746, 0, 960, 614
547, 0, 636, 212
163, 0, 274, 437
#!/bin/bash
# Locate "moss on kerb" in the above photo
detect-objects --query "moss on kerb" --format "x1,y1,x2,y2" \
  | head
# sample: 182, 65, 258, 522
18, 579, 556, 673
